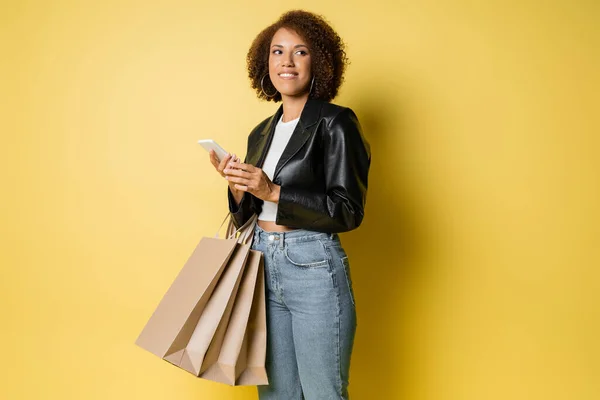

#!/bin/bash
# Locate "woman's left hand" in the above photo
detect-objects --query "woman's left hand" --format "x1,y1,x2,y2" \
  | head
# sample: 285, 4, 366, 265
223, 161, 281, 203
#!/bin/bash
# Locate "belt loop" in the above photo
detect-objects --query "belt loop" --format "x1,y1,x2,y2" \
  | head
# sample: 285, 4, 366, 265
279, 232, 285, 249
255, 227, 260, 244
329, 233, 334, 240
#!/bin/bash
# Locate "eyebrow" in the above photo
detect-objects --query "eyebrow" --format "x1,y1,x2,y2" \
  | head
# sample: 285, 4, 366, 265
271, 44, 309, 49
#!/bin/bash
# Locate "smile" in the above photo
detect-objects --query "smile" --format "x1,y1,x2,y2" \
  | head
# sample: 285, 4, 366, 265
278, 73, 298, 80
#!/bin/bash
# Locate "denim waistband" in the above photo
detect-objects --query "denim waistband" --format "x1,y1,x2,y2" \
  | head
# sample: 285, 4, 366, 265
252, 223, 339, 245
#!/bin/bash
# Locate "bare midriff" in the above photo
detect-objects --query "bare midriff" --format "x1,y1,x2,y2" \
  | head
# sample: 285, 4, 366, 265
257, 219, 298, 232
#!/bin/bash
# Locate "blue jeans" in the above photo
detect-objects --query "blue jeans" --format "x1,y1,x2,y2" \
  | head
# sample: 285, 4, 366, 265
251, 224, 357, 400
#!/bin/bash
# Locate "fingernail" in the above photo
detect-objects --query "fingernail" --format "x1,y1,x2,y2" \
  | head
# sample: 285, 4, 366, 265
224, 169, 229, 173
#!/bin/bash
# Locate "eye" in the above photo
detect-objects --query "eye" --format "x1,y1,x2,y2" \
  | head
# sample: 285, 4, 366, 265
272, 49, 282, 55
296, 50, 308, 56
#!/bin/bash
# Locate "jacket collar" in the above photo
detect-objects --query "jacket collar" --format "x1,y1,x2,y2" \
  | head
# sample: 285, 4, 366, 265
259, 97, 323, 136
250, 98, 325, 179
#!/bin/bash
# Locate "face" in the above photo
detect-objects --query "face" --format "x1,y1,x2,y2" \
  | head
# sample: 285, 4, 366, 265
268, 27, 312, 98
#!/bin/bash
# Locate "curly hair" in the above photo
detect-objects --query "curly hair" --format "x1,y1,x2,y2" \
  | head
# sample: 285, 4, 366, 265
246, 10, 349, 102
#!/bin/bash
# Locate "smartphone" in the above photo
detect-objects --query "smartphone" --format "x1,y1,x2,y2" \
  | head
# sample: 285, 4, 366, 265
198, 139, 229, 162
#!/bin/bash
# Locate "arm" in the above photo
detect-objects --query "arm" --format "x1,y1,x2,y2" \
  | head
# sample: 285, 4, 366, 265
275, 108, 371, 233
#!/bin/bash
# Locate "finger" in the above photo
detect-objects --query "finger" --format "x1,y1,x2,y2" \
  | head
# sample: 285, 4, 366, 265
228, 161, 255, 172
234, 183, 250, 192
209, 153, 219, 168
225, 175, 252, 186
210, 155, 223, 171
227, 155, 241, 169
218, 153, 233, 172
226, 156, 242, 170
209, 149, 221, 161
223, 168, 251, 179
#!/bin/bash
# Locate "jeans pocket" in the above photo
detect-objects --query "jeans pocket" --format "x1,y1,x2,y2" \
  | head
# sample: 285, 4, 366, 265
341, 256, 355, 306
284, 240, 329, 268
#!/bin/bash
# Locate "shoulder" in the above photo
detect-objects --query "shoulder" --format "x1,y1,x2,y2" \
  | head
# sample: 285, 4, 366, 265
244, 113, 275, 150
319, 101, 369, 153
320, 100, 347, 115
318, 101, 359, 129
248, 114, 273, 137
316, 101, 361, 138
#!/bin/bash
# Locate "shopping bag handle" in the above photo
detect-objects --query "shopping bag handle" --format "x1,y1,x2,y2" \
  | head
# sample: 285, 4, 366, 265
232, 214, 257, 245
214, 212, 257, 245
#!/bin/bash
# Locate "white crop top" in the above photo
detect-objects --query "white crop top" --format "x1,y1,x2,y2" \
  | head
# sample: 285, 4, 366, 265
258, 114, 300, 222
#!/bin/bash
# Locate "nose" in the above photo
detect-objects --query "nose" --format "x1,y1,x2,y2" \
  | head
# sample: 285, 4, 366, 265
282, 51, 294, 67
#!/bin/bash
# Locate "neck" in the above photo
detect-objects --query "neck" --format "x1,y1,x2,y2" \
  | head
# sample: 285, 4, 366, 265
281, 92, 309, 122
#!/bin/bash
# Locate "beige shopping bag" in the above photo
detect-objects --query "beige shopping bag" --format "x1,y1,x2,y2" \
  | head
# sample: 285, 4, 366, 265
236, 257, 268, 385
199, 249, 268, 385
135, 213, 264, 383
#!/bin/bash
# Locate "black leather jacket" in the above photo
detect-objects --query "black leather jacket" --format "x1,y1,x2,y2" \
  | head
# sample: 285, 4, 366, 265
228, 98, 371, 233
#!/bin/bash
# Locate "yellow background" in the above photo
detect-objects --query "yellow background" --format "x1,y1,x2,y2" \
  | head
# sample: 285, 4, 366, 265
1, 0, 598, 399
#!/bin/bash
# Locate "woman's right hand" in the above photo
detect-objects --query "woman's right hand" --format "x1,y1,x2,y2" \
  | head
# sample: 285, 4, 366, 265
209, 150, 238, 177
209, 150, 243, 195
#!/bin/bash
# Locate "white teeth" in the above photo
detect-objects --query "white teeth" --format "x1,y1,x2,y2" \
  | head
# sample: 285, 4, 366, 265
279, 73, 296, 77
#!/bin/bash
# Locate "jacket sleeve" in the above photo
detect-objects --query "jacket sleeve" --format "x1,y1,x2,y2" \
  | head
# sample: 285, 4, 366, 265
228, 187, 253, 229
275, 108, 371, 233
227, 154, 260, 229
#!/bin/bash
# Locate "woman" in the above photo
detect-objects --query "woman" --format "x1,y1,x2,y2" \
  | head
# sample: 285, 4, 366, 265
209, 10, 370, 400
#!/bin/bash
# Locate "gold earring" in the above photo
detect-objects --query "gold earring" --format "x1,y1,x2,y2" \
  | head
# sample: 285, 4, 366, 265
261, 74, 278, 98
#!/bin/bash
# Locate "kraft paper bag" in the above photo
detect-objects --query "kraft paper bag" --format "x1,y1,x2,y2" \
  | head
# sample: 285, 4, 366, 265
236, 256, 268, 385
199, 249, 268, 385
135, 214, 262, 382
163, 240, 250, 375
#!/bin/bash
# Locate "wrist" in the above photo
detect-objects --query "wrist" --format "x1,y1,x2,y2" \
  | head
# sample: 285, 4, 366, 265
269, 184, 281, 203
228, 183, 243, 197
